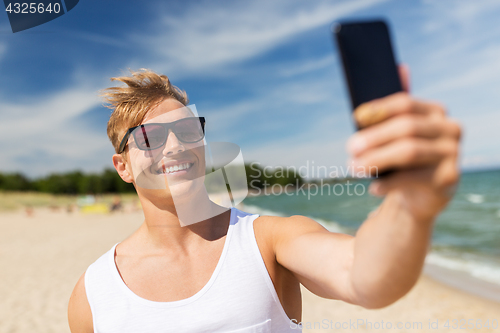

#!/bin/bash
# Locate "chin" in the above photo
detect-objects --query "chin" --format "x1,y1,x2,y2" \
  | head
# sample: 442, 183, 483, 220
167, 177, 206, 204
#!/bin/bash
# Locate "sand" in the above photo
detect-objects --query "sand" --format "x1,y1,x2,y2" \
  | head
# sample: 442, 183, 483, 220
0, 208, 499, 333
301, 276, 500, 332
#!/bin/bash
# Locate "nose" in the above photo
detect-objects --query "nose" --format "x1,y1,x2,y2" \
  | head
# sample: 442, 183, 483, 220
162, 129, 185, 155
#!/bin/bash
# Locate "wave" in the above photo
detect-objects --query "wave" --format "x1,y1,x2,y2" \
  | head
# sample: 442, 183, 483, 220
240, 204, 346, 233
426, 251, 500, 286
465, 193, 485, 204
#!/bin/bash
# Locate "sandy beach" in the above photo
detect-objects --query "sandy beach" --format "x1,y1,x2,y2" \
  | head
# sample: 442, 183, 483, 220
0, 207, 499, 333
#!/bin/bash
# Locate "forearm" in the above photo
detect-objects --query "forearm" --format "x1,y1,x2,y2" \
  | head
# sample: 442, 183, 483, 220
349, 190, 435, 308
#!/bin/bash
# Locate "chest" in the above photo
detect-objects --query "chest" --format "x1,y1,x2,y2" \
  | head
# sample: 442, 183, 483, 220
114, 240, 224, 302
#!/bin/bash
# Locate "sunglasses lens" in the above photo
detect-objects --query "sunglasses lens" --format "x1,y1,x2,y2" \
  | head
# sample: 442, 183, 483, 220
174, 118, 204, 143
134, 124, 167, 150
131, 118, 204, 151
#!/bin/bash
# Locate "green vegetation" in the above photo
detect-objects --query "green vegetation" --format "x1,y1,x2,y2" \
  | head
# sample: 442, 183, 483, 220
0, 169, 135, 195
244, 163, 304, 189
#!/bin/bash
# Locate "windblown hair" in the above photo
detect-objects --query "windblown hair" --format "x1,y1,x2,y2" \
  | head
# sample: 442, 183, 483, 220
101, 69, 189, 153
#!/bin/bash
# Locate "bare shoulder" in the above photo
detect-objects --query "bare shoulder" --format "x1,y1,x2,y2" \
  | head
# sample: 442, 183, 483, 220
255, 214, 356, 302
254, 214, 330, 247
68, 272, 93, 333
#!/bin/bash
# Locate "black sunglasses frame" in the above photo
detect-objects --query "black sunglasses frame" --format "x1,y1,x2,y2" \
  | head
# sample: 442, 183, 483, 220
117, 117, 205, 154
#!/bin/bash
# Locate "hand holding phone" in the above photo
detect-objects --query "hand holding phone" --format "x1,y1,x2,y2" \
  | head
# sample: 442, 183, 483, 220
330, 19, 460, 211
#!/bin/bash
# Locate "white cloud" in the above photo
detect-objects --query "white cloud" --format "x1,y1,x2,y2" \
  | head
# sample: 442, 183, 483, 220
459, 111, 500, 167
421, 0, 500, 33
0, 87, 108, 176
136, 0, 387, 76
200, 67, 347, 142
243, 130, 350, 180
201, 81, 353, 176
0, 42, 6, 63
447, 0, 500, 23
417, 48, 500, 98
62, 30, 130, 48
278, 55, 335, 78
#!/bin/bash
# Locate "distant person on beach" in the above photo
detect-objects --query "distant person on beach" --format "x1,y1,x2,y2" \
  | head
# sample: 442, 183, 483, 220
109, 196, 123, 213
25, 205, 34, 217
68, 69, 461, 332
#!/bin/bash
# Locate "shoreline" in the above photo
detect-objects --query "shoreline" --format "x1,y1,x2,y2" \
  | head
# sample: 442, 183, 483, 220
423, 262, 500, 304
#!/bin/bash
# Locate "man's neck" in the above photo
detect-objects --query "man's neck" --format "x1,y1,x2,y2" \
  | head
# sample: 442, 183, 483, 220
135, 192, 230, 254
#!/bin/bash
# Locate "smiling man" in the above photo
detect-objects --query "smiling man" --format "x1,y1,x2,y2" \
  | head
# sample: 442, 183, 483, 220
68, 69, 461, 333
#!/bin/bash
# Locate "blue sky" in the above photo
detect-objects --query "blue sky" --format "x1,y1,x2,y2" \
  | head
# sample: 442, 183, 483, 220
1, 0, 500, 178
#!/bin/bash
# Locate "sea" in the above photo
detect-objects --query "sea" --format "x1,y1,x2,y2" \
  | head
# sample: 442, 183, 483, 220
242, 169, 500, 292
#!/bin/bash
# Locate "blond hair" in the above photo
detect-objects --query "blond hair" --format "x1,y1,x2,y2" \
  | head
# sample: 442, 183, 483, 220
101, 69, 189, 153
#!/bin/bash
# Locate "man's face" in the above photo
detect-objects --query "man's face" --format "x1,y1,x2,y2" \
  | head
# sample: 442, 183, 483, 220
124, 99, 206, 205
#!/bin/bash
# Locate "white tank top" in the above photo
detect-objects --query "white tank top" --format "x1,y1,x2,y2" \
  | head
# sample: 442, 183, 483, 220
85, 208, 300, 332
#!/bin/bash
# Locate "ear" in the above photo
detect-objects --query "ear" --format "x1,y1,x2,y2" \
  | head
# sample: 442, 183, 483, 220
112, 154, 134, 183
398, 63, 411, 93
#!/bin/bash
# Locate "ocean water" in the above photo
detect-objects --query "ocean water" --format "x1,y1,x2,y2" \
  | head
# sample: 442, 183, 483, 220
242, 169, 500, 286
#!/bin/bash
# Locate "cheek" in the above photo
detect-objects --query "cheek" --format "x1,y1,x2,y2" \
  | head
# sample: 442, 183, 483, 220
143, 148, 161, 159
128, 149, 159, 169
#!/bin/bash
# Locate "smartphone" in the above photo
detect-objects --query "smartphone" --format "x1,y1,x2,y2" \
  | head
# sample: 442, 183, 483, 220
333, 19, 402, 129
333, 19, 401, 178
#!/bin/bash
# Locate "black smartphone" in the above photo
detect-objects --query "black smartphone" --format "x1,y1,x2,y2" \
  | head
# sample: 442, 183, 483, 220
333, 19, 402, 129
333, 19, 401, 178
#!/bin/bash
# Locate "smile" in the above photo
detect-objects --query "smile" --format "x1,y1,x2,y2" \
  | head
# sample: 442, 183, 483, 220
157, 162, 193, 175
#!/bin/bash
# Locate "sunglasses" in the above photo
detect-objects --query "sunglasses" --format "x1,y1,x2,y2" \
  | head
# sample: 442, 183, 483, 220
118, 117, 205, 153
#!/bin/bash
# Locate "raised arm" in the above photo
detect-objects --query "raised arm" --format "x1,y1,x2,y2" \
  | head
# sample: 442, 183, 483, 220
272, 89, 461, 309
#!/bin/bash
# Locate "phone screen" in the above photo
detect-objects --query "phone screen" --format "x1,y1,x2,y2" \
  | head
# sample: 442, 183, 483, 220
333, 20, 402, 112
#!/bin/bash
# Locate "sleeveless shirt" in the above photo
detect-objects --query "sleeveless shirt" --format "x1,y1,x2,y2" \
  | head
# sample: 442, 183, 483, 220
84, 208, 300, 332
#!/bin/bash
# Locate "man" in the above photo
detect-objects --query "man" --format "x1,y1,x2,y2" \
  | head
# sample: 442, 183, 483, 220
68, 68, 461, 332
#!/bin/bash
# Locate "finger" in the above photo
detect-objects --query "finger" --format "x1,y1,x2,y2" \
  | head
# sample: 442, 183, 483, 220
368, 167, 434, 195
351, 137, 458, 175
433, 156, 461, 189
370, 158, 459, 198
347, 114, 462, 156
398, 64, 410, 93
353, 93, 447, 129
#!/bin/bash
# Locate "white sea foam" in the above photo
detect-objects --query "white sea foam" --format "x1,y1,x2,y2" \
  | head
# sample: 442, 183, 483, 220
241, 204, 346, 233
426, 251, 500, 286
241, 204, 287, 217
466, 193, 485, 204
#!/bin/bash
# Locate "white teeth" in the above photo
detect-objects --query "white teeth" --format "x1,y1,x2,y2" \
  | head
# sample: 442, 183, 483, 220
160, 163, 191, 174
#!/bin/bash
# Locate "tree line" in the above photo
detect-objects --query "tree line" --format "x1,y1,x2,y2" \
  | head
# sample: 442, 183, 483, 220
0, 169, 135, 194
0, 164, 303, 194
